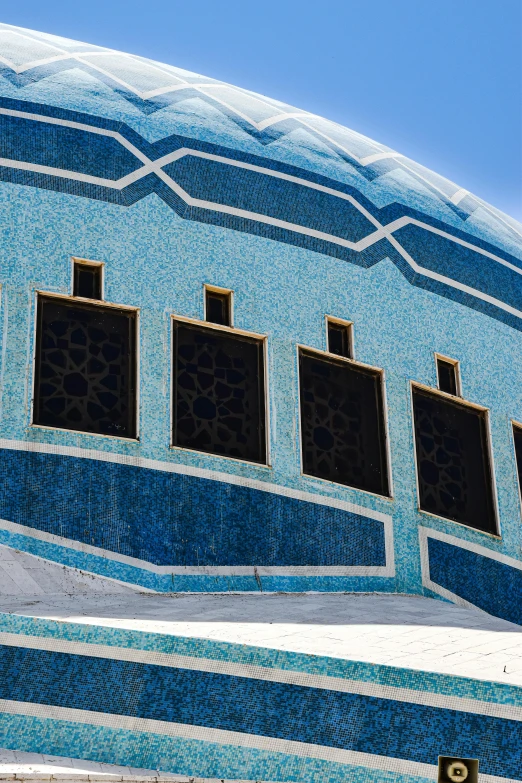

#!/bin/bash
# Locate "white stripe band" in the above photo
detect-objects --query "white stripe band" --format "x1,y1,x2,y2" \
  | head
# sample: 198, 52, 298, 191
0, 700, 517, 783
3, 19, 522, 267
0, 105, 520, 325
0, 521, 389, 577
0, 438, 394, 578
419, 527, 522, 613
0, 632, 519, 721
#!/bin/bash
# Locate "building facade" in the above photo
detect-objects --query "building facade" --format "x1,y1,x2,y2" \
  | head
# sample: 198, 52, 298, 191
0, 24, 521, 782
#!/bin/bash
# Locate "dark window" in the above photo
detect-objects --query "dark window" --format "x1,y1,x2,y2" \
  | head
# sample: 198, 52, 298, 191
205, 289, 231, 326
412, 387, 496, 533
514, 426, 522, 498
328, 321, 352, 359
173, 322, 266, 462
437, 357, 458, 396
299, 350, 389, 495
73, 263, 102, 300
34, 297, 137, 437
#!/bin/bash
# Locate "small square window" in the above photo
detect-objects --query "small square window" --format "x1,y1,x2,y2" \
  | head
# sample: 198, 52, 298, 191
327, 320, 352, 359
205, 288, 232, 326
436, 356, 460, 396
73, 262, 102, 300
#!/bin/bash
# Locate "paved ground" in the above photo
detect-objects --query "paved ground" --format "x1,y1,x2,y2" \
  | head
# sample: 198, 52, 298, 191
0, 749, 271, 781
0, 748, 175, 778
1, 591, 521, 687
1, 551, 521, 780
0, 546, 136, 596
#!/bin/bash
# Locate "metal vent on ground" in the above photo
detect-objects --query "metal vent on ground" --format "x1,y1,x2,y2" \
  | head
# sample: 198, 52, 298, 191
438, 756, 479, 783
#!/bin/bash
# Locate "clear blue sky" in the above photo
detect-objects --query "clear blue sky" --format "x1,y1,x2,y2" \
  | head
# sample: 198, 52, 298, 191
3, 0, 522, 219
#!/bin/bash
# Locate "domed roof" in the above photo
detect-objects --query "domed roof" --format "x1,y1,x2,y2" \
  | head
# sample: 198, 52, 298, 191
1, 23, 521, 330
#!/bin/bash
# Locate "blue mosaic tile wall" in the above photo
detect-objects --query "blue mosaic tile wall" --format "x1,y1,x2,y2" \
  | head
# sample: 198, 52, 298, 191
0, 448, 386, 568
0, 712, 437, 783
1, 643, 520, 779
3, 610, 522, 708
427, 536, 522, 625
0, 23, 520, 609
1, 24, 522, 783
1, 607, 521, 782
0, 96, 521, 330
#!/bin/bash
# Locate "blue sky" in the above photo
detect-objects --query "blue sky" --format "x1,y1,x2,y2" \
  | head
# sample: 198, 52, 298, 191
3, 0, 522, 219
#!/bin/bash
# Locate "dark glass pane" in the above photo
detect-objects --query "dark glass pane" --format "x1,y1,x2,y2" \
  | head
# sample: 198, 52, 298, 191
514, 426, 522, 498
34, 297, 136, 437
328, 323, 351, 358
299, 350, 389, 495
173, 323, 265, 463
413, 388, 496, 533
74, 264, 102, 300
206, 291, 230, 326
437, 359, 457, 395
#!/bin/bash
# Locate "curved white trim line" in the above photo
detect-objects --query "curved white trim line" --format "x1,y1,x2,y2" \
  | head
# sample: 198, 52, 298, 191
0, 106, 520, 324
0, 631, 520, 721
0, 439, 395, 578
419, 526, 522, 614
0, 700, 518, 783
2, 19, 522, 255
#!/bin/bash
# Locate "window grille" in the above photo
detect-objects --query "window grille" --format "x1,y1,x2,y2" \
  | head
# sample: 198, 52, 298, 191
173, 321, 266, 463
299, 349, 389, 495
413, 387, 496, 533
34, 297, 137, 437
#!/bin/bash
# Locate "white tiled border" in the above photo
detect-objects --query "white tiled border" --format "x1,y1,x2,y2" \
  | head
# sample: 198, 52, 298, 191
1, 632, 520, 721
419, 526, 522, 611
0, 700, 518, 783
0, 440, 394, 577
0, 103, 520, 324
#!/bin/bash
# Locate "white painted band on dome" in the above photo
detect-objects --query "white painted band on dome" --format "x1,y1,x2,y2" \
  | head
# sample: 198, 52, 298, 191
2, 21, 522, 260
0, 105, 515, 265
2, 28, 384, 159
451, 188, 470, 205
0, 109, 520, 323
397, 159, 522, 242
384, 231, 522, 319
382, 215, 522, 276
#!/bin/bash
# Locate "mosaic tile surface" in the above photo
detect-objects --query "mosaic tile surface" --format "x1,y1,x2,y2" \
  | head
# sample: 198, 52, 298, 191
0, 22, 521, 602
0, 594, 521, 781
0, 23, 521, 778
